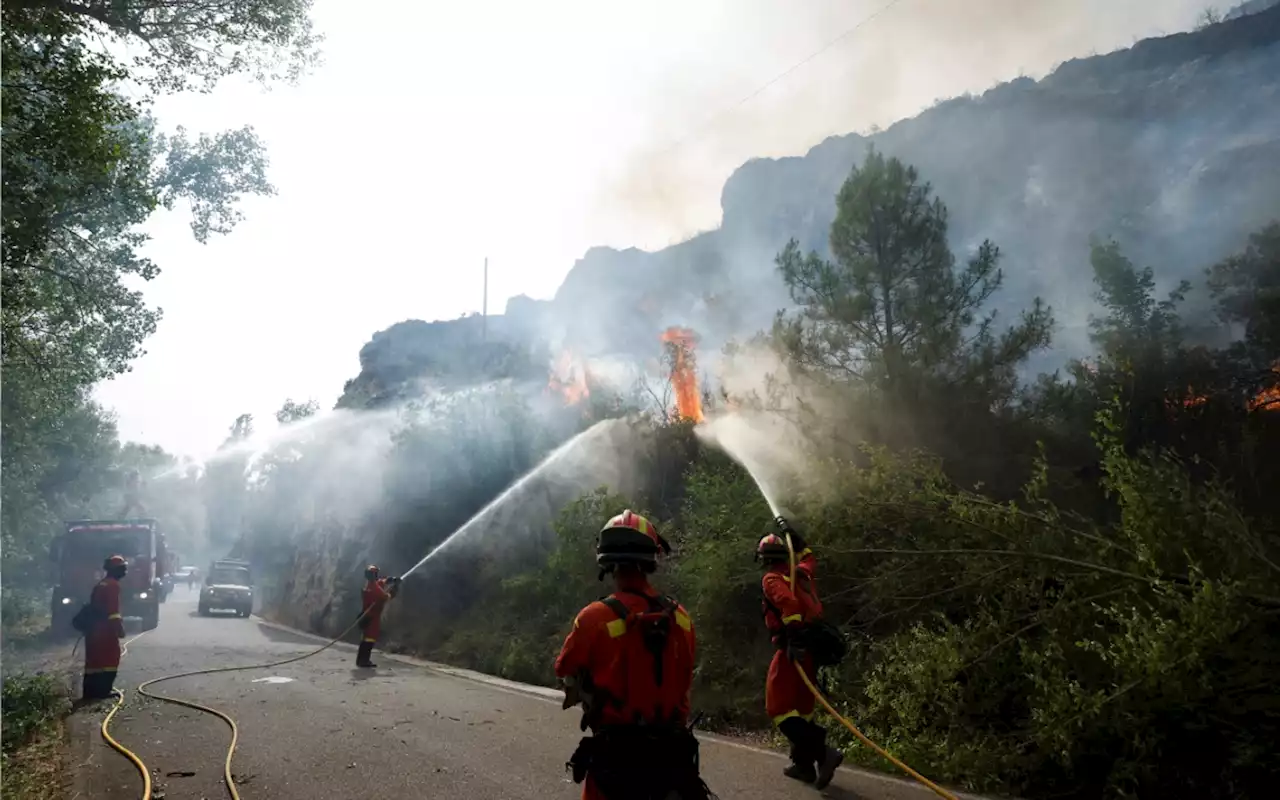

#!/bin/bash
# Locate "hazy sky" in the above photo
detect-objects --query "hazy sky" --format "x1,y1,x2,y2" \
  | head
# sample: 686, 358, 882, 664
94, 0, 1217, 457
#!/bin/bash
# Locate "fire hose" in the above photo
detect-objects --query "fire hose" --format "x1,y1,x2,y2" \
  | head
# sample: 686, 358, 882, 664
99, 597, 389, 800
92, 545, 955, 800
784, 530, 959, 800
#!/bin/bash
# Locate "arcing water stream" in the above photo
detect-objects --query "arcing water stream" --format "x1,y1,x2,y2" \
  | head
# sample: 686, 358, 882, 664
400, 418, 622, 579
397, 409, 785, 583
693, 413, 785, 517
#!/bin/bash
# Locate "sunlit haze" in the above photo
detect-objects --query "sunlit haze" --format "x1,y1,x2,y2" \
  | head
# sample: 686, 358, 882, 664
94, 0, 1217, 456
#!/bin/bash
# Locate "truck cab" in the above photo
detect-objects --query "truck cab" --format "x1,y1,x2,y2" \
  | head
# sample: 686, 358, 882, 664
50, 519, 167, 633
199, 559, 255, 618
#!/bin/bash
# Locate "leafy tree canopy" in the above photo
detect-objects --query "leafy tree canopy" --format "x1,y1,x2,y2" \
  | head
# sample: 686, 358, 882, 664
774, 149, 1052, 406
7, 0, 322, 92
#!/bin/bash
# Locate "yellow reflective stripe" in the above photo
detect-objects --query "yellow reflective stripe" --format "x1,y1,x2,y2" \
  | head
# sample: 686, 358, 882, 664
605, 618, 627, 638
675, 611, 692, 631
772, 709, 814, 726
797, 548, 812, 559
362, 637, 376, 643
781, 613, 803, 624
108, 614, 122, 620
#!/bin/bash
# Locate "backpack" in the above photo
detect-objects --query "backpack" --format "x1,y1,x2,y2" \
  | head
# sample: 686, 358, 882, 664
599, 591, 682, 687
762, 585, 847, 668
799, 618, 848, 668
71, 601, 104, 635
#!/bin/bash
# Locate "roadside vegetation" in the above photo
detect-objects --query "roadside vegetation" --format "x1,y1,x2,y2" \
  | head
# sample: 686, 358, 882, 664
0, 0, 318, 631
1, 674, 71, 800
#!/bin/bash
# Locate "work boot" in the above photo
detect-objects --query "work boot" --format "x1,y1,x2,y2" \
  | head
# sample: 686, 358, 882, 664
783, 761, 817, 783
778, 717, 821, 783
355, 641, 376, 668
814, 746, 844, 790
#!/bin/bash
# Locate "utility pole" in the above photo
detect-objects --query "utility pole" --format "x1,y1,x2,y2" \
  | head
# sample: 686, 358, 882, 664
482, 256, 488, 342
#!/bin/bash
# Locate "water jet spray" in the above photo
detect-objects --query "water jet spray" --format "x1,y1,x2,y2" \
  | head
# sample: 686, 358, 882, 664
400, 419, 622, 579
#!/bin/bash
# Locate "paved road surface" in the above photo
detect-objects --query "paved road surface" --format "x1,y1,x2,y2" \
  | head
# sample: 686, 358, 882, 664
57, 589, 970, 800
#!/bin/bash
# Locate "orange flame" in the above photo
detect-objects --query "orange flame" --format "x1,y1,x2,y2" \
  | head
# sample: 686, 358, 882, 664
548, 349, 590, 406
661, 327, 704, 423
1249, 364, 1280, 412
1171, 362, 1279, 414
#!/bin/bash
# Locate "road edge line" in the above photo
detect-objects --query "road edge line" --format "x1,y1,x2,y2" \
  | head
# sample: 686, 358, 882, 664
249, 614, 992, 799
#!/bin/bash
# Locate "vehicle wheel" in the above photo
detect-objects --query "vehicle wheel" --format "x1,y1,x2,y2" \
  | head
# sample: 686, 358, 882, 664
141, 601, 160, 631
240, 608, 251, 618
198, 603, 210, 616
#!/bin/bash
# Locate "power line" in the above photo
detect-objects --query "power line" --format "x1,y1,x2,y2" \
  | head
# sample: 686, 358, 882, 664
658, 0, 914, 157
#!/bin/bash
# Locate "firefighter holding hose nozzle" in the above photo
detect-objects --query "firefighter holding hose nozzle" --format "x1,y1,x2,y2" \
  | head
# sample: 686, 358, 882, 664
555, 510, 713, 800
356, 565, 401, 668
757, 516, 845, 789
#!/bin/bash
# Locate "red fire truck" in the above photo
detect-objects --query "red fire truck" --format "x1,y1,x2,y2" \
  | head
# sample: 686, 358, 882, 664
50, 518, 170, 633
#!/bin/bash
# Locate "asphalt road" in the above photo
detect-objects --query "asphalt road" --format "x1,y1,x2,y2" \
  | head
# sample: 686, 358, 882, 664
57, 588, 973, 800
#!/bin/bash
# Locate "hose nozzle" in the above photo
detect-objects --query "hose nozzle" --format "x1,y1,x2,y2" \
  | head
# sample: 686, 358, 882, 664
774, 515, 795, 537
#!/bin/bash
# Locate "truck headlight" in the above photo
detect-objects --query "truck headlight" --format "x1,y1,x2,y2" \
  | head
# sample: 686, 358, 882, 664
138, 592, 149, 600
61, 597, 72, 605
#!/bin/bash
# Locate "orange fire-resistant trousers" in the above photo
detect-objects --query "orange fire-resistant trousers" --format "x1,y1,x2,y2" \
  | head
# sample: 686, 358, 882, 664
765, 649, 817, 726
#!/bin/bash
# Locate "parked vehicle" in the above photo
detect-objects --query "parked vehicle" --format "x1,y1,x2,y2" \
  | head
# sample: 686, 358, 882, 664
50, 518, 169, 632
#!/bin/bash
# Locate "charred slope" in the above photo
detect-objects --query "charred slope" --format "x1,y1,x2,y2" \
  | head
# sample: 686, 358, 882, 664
340, 5, 1280, 403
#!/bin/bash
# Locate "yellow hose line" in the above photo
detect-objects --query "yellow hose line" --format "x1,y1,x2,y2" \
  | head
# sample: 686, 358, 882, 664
785, 532, 959, 800
101, 688, 153, 799
101, 607, 377, 800
137, 678, 243, 800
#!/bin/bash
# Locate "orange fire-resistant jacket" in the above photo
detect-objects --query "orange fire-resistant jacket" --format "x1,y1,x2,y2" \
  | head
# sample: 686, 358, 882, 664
361, 578, 393, 642
761, 546, 823, 726
85, 577, 125, 675
555, 574, 696, 730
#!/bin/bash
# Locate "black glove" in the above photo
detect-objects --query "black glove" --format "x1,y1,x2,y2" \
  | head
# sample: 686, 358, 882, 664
785, 623, 810, 662
774, 516, 807, 553
560, 678, 583, 710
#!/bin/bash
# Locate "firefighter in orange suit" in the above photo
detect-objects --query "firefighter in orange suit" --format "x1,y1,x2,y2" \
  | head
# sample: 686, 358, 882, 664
83, 555, 128, 700
356, 565, 400, 668
758, 521, 843, 789
555, 510, 712, 800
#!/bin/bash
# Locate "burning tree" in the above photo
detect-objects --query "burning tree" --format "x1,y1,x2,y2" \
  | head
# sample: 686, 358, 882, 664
547, 349, 590, 407
661, 327, 704, 423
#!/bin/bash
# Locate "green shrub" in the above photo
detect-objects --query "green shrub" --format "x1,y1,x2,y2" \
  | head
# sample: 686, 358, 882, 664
1, 674, 67, 754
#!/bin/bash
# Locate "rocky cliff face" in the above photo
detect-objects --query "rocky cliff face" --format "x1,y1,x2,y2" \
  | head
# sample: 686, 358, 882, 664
339, 3, 1280, 402
257, 3, 1280, 672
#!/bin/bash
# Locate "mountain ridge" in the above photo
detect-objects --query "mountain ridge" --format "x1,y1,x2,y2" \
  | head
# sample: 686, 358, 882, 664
338, 3, 1280, 408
